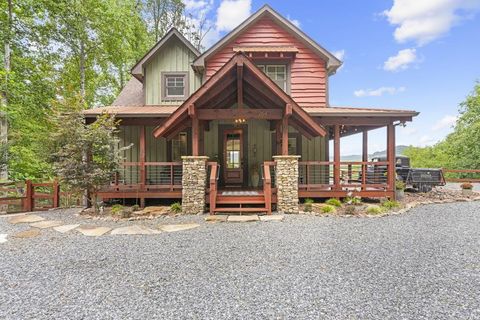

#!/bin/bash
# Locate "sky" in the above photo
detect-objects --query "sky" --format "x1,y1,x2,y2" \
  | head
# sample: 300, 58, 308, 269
183, 0, 480, 155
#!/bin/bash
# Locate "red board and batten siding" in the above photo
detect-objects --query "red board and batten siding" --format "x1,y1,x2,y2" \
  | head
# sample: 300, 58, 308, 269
205, 17, 328, 108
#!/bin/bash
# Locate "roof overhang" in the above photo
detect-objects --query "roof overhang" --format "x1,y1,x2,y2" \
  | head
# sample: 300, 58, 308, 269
192, 5, 342, 75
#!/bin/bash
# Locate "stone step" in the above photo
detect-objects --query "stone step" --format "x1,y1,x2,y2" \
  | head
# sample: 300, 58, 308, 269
213, 207, 268, 213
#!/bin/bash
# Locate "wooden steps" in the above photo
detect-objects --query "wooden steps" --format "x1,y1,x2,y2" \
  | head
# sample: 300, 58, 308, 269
211, 190, 269, 214
213, 207, 268, 212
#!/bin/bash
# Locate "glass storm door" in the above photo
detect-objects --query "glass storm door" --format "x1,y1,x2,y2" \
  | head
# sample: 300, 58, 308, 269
223, 129, 243, 184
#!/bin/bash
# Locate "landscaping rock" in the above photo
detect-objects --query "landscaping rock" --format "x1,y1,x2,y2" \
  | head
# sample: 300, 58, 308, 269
205, 215, 228, 223
13, 228, 41, 239
227, 215, 259, 222
260, 215, 284, 222
53, 224, 80, 233
0, 234, 7, 243
159, 223, 200, 232
76, 225, 111, 237
111, 225, 162, 235
30, 220, 63, 229
8, 214, 45, 224
134, 206, 170, 216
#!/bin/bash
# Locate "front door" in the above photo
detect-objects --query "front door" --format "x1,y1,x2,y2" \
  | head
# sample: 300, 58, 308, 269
223, 129, 243, 185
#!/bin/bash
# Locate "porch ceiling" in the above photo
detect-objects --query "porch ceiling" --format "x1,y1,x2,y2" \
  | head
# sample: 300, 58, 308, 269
152, 52, 327, 140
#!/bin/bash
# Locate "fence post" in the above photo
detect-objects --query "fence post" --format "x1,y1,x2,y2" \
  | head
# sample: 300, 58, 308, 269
23, 180, 33, 212
53, 180, 60, 208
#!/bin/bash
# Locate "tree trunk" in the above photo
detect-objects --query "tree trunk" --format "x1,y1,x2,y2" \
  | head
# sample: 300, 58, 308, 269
79, 40, 86, 102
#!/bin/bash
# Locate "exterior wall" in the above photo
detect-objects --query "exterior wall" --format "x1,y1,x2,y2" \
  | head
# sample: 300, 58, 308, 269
301, 135, 328, 161
205, 17, 328, 108
144, 37, 201, 105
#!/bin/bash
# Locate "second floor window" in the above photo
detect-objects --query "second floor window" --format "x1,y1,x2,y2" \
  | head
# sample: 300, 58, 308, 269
257, 64, 287, 92
163, 72, 188, 100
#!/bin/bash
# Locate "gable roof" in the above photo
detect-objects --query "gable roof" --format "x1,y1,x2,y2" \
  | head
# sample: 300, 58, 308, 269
153, 52, 327, 139
192, 5, 342, 74
131, 28, 200, 81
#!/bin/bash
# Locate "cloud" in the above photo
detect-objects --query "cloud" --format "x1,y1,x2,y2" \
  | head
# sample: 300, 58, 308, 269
354, 86, 406, 97
183, 0, 210, 11
332, 50, 345, 61
399, 126, 417, 135
383, 0, 480, 45
287, 15, 301, 28
432, 115, 458, 131
216, 0, 252, 32
383, 48, 417, 71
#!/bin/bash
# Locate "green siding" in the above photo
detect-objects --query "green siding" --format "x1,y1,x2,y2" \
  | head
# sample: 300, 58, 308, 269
144, 37, 201, 105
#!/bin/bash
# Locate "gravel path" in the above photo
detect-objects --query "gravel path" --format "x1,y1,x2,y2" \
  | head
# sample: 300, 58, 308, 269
1, 203, 480, 319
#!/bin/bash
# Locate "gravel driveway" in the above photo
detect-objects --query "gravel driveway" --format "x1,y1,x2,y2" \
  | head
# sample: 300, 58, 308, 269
1, 202, 479, 319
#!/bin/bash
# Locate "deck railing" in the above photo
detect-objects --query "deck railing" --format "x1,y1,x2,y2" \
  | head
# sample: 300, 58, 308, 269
442, 168, 480, 183
111, 162, 183, 191
298, 161, 391, 191
208, 162, 220, 214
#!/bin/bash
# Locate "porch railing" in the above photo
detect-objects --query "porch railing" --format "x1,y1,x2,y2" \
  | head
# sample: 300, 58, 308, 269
111, 162, 183, 191
298, 161, 392, 191
208, 162, 220, 214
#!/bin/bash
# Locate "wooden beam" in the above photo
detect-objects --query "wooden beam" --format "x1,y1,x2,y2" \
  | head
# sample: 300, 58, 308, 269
192, 116, 199, 156
362, 131, 368, 162
285, 104, 292, 117
188, 104, 195, 117
333, 125, 340, 190
275, 121, 282, 155
197, 108, 283, 120
316, 116, 413, 126
282, 116, 289, 155
289, 117, 313, 140
387, 124, 396, 195
139, 126, 146, 193
237, 63, 243, 109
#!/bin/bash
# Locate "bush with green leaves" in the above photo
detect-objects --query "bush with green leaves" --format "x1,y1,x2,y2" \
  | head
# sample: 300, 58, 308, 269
170, 202, 182, 213
344, 196, 362, 205
325, 198, 342, 207
382, 200, 400, 210
395, 180, 406, 190
366, 205, 383, 215
321, 204, 336, 214
131, 204, 140, 212
303, 198, 314, 212
111, 204, 124, 215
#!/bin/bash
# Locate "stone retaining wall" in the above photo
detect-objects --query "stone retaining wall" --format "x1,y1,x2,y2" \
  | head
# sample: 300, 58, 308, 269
274, 155, 300, 214
181, 156, 208, 214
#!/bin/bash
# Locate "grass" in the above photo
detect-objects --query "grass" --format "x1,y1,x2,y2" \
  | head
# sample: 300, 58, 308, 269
382, 200, 400, 210
170, 202, 182, 213
325, 198, 342, 207
321, 204, 336, 214
366, 205, 383, 215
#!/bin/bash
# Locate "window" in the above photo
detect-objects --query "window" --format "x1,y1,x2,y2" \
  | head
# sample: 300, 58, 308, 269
162, 72, 188, 100
171, 132, 188, 161
226, 133, 241, 169
257, 64, 287, 91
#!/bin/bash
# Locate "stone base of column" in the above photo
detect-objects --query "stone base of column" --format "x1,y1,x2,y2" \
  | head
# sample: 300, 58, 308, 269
273, 155, 300, 214
181, 156, 208, 214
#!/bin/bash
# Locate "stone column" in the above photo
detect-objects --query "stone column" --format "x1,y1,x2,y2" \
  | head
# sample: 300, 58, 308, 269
181, 156, 208, 214
273, 155, 300, 214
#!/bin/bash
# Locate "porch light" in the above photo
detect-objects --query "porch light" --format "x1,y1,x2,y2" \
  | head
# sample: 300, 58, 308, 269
234, 118, 246, 124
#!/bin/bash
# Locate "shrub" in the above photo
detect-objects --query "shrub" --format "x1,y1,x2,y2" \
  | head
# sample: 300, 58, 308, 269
460, 182, 473, 190
366, 205, 383, 215
382, 200, 400, 210
303, 198, 314, 212
170, 202, 182, 213
321, 204, 336, 214
344, 196, 362, 205
395, 180, 406, 190
111, 204, 124, 215
131, 204, 140, 212
326, 198, 342, 207
344, 205, 356, 215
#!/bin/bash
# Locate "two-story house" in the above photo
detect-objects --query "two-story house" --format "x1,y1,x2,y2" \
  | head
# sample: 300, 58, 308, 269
84, 5, 418, 214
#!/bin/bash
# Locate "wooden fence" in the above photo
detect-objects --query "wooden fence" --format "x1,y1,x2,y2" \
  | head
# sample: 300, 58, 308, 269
0, 180, 80, 213
442, 169, 480, 183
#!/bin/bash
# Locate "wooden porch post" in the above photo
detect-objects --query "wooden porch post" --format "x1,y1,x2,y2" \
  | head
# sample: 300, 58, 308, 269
333, 125, 341, 190
387, 124, 396, 198
190, 104, 200, 156
362, 130, 368, 191
139, 125, 146, 207
275, 121, 282, 155
281, 116, 288, 155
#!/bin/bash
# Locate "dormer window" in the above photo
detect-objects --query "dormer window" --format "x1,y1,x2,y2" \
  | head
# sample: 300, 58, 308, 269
162, 72, 188, 100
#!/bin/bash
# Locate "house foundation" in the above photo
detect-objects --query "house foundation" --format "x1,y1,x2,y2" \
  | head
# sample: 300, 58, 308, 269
181, 156, 208, 214
274, 155, 300, 213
